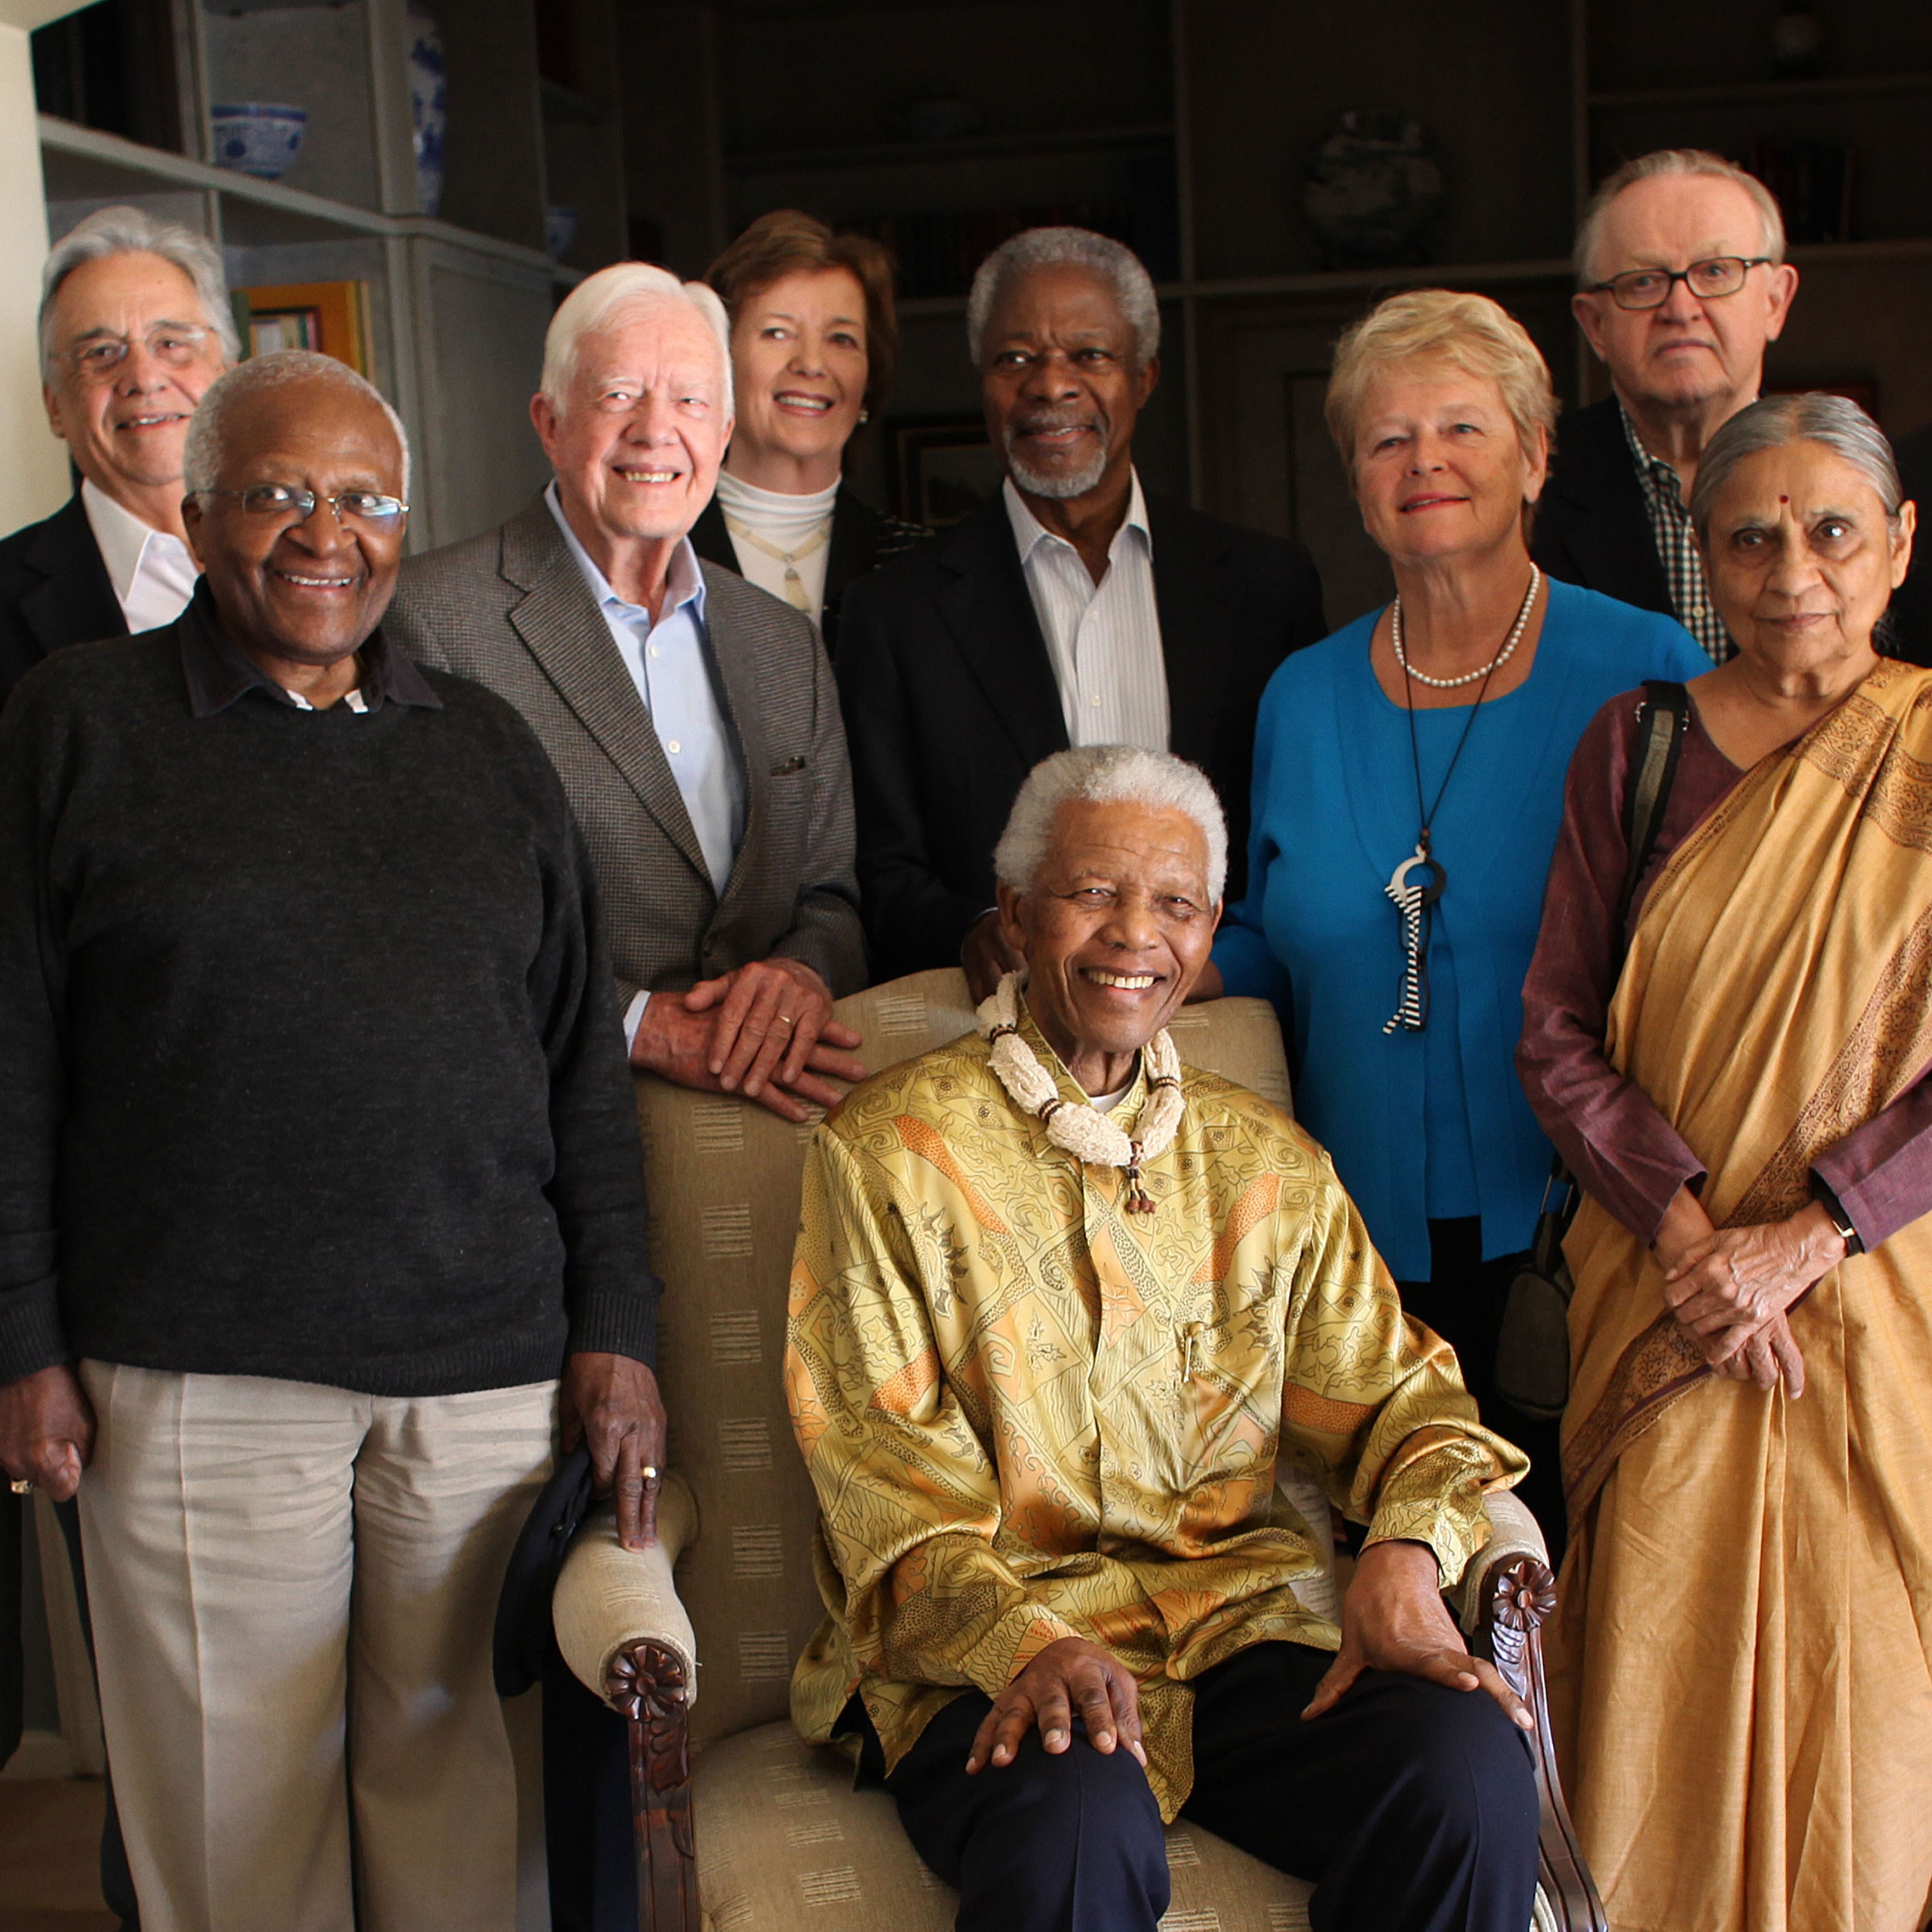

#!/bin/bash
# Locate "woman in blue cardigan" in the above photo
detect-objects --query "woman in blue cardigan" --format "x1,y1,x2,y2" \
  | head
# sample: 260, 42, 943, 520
1202, 291, 1706, 1543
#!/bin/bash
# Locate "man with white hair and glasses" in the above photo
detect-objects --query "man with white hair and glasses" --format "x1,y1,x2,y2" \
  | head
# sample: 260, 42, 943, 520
1534, 149, 1801, 664
835, 227, 1326, 994
389, 262, 868, 1123
0, 204, 236, 707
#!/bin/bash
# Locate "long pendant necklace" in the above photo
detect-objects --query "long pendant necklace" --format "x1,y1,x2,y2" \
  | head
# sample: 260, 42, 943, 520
721, 512, 831, 613
1383, 567, 1541, 1034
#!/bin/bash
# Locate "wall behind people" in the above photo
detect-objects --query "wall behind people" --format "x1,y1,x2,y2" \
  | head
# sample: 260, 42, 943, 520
0, 4, 82, 536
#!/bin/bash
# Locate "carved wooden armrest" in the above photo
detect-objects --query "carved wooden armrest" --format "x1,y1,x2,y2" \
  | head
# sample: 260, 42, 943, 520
1469, 1553, 1607, 1932
607, 1640, 699, 1932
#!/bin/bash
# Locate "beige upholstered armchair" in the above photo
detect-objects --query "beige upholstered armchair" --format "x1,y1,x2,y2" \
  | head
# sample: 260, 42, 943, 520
551, 970, 1604, 1932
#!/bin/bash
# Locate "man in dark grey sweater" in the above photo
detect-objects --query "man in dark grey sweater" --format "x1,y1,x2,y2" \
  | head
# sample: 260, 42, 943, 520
0, 351, 663, 1931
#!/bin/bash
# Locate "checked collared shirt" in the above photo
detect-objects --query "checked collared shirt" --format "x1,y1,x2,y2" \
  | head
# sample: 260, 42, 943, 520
1621, 403, 1734, 666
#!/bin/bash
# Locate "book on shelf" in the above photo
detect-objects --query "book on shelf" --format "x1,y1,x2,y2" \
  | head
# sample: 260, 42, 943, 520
235, 281, 374, 377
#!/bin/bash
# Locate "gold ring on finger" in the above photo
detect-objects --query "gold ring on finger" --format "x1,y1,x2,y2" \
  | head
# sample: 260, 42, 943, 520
640, 1466, 660, 1483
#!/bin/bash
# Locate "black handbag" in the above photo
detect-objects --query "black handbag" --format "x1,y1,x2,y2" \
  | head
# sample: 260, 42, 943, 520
1495, 679, 1690, 1421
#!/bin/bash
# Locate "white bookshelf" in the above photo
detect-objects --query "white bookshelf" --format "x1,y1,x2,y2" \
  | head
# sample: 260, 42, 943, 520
33, 0, 607, 550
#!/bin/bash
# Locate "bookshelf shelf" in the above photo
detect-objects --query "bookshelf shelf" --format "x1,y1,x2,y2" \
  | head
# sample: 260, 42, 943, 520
726, 122, 1175, 178
40, 115, 563, 276
1590, 73, 1932, 113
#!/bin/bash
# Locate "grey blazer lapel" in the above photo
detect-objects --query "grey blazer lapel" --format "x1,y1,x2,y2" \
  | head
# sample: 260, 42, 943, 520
701, 567, 775, 924
499, 502, 710, 886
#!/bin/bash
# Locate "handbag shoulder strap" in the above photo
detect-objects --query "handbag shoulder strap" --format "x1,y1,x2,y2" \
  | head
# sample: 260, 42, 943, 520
1612, 678, 1691, 954
1537, 678, 1694, 1220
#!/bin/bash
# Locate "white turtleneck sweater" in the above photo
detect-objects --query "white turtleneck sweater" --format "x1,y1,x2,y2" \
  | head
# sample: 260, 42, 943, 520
713, 468, 838, 626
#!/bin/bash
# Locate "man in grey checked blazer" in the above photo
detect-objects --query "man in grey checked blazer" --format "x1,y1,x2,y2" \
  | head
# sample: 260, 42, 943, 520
389, 264, 868, 1123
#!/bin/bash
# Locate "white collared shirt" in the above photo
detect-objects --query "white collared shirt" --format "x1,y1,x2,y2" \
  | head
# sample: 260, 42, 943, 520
81, 478, 198, 633
1004, 469, 1169, 752
546, 484, 747, 1046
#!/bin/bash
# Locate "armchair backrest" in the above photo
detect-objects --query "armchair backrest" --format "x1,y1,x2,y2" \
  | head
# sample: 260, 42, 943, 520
636, 969, 1294, 1752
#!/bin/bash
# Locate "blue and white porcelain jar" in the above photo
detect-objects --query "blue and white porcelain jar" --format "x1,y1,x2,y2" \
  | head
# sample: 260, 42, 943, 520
407, 4, 447, 219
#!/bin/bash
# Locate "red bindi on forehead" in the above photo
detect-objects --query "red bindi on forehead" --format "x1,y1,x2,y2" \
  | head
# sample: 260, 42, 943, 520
1780, 495, 1789, 503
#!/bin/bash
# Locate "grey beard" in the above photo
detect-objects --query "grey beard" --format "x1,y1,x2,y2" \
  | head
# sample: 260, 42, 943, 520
1004, 429, 1109, 500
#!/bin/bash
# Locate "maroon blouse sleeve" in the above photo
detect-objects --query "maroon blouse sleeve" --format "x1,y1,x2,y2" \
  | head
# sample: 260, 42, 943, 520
1515, 691, 1737, 1242
1520, 690, 1932, 1251
1814, 1070, 1932, 1251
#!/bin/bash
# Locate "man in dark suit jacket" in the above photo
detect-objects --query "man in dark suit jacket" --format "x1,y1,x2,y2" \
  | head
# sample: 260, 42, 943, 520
1533, 150, 1798, 665
839, 228, 1325, 991
1, 205, 235, 707
388, 264, 868, 1125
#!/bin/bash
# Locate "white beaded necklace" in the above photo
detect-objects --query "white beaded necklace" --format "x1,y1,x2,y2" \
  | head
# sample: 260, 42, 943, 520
975, 972, 1185, 1214
1390, 564, 1542, 689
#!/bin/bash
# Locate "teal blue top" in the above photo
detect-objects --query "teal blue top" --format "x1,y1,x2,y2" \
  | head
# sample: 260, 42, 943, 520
1212, 579, 1707, 1280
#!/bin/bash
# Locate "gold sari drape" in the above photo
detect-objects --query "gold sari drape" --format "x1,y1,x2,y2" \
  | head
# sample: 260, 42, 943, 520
1548, 661, 1932, 1932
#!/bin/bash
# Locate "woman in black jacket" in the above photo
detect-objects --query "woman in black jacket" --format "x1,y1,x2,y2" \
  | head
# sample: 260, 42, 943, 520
695, 210, 926, 656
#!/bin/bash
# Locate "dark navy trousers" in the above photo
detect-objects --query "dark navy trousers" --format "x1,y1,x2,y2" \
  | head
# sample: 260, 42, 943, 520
864, 1640, 1540, 1932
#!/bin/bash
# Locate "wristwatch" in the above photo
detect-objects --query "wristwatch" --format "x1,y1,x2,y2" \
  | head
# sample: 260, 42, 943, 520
1816, 1187, 1863, 1256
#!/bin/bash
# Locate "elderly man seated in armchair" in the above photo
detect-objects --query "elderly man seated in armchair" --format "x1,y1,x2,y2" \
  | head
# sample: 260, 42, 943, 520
783, 745, 1540, 1932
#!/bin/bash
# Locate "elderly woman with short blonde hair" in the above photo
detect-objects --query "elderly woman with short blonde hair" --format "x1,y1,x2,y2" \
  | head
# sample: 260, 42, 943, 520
1519, 392, 1928, 1931
1203, 288, 1706, 1543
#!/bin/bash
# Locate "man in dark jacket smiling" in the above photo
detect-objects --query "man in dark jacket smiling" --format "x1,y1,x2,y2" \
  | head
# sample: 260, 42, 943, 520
0, 351, 663, 1932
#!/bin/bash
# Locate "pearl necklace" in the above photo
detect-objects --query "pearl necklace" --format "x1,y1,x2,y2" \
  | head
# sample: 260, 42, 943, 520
975, 972, 1185, 1214
1390, 565, 1542, 689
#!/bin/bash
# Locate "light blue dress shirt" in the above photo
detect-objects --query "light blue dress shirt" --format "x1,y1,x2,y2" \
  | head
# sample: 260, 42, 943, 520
545, 484, 747, 894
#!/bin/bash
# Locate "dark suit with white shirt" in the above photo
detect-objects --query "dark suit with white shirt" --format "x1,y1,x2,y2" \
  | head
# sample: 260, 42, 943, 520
835, 487, 1325, 979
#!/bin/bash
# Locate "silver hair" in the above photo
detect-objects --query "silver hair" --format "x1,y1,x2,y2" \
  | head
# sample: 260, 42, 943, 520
1574, 149, 1786, 288
966, 227, 1161, 368
39, 204, 239, 382
994, 746, 1228, 905
182, 350, 411, 500
1689, 392, 1902, 539
540, 262, 734, 413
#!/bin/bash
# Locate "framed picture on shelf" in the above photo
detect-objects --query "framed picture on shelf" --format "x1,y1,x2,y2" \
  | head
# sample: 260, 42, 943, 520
237, 281, 373, 377
892, 415, 1003, 527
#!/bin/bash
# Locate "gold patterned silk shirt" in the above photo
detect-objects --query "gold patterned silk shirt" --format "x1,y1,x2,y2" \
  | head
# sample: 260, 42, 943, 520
784, 1005, 1526, 1819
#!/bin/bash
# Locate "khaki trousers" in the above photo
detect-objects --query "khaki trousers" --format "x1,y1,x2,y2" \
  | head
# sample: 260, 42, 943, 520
76, 1362, 557, 1932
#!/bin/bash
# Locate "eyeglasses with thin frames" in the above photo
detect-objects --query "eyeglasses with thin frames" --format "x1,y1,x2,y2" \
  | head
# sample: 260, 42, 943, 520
201, 484, 409, 529
1587, 256, 1774, 312
57, 324, 216, 382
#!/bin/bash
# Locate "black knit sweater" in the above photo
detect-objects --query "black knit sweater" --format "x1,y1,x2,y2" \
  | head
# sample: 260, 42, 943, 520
0, 593, 659, 1395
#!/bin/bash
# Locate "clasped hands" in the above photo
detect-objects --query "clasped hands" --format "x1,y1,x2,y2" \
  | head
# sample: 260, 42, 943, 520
1651, 1187, 1848, 1397
965, 1541, 1531, 1777
630, 955, 866, 1123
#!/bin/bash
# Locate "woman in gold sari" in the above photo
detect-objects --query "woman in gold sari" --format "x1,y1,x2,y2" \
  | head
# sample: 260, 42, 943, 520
1518, 391, 1928, 1932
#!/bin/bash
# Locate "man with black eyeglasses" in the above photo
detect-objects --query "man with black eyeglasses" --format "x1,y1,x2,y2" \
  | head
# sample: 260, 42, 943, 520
1534, 148, 1801, 664
0, 205, 236, 709
0, 351, 665, 1931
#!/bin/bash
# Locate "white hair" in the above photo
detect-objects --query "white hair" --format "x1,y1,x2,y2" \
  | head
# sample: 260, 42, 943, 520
540, 262, 733, 413
966, 227, 1161, 369
40, 204, 239, 381
182, 350, 411, 499
1575, 149, 1787, 287
994, 746, 1227, 905
1690, 391, 1903, 536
